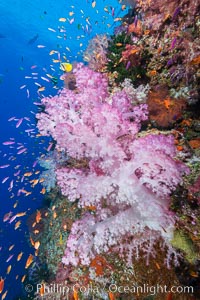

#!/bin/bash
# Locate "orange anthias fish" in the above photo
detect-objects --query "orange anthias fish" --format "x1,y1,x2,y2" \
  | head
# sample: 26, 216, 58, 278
30, 236, 35, 247
34, 241, 40, 250
36, 210, 42, 223
15, 211, 26, 218
30, 179, 39, 187
0, 277, 4, 293
25, 254, 34, 269
40, 187, 46, 194
21, 275, 26, 283
39, 283, 45, 296
15, 220, 21, 230
108, 291, 115, 300
1, 290, 8, 300
73, 289, 79, 300
17, 252, 23, 261
6, 265, 11, 274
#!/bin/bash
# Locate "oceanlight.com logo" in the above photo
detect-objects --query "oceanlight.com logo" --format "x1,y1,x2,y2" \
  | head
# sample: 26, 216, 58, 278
108, 283, 194, 295
29, 282, 194, 298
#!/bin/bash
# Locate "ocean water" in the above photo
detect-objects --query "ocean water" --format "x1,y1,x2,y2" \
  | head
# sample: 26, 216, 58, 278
0, 1, 125, 298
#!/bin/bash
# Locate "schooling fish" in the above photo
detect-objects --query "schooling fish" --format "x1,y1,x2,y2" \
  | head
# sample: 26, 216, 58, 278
17, 252, 23, 261
3, 211, 13, 222
25, 254, 34, 269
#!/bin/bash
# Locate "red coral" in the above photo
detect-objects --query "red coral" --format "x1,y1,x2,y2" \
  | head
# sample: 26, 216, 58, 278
147, 86, 186, 128
121, 44, 142, 66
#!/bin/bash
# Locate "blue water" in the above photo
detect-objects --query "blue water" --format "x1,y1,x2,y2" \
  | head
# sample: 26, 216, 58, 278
0, 0, 126, 298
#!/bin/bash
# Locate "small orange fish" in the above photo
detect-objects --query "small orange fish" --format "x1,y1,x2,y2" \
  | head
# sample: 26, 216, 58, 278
114, 17, 122, 22
49, 50, 56, 55
116, 43, 123, 47
40, 187, 46, 194
1, 290, 8, 300
0, 277, 4, 293
36, 210, 42, 223
59, 17, 67, 22
30, 236, 35, 247
13, 201, 18, 208
17, 252, 23, 261
25, 254, 34, 269
190, 271, 199, 277
7, 265, 12, 275
15, 220, 21, 230
30, 179, 39, 187
148, 70, 157, 76
25, 191, 32, 196
21, 275, 26, 283
39, 283, 45, 296
39, 178, 45, 183
16, 212, 26, 218
34, 241, 40, 250
163, 13, 171, 22
38, 87, 45, 92
53, 211, 57, 219
9, 244, 15, 251
164, 98, 171, 109
52, 59, 61, 63
86, 205, 96, 211
177, 145, 183, 151
155, 262, 160, 270
73, 289, 79, 300
144, 30, 150, 35
24, 172, 33, 177
20, 189, 30, 195
108, 291, 115, 300
32, 222, 36, 228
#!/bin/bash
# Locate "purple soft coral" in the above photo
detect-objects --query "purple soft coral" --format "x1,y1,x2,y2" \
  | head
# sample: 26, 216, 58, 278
37, 63, 188, 266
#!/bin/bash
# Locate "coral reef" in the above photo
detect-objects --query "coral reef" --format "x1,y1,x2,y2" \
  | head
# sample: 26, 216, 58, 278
135, 0, 200, 103
30, 1, 200, 299
36, 63, 188, 270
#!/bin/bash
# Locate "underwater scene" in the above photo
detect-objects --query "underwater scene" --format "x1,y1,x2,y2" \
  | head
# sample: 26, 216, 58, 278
0, 0, 200, 299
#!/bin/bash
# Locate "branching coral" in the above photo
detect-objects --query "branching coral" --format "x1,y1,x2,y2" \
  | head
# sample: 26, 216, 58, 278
36, 63, 189, 268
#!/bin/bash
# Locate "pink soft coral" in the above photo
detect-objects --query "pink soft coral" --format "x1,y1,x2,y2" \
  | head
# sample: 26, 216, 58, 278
37, 63, 189, 266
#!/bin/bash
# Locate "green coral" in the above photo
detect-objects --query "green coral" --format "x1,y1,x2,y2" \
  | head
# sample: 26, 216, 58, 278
38, 189, 82, 276
106, 32, 150, 86
171, 230, 200, 263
